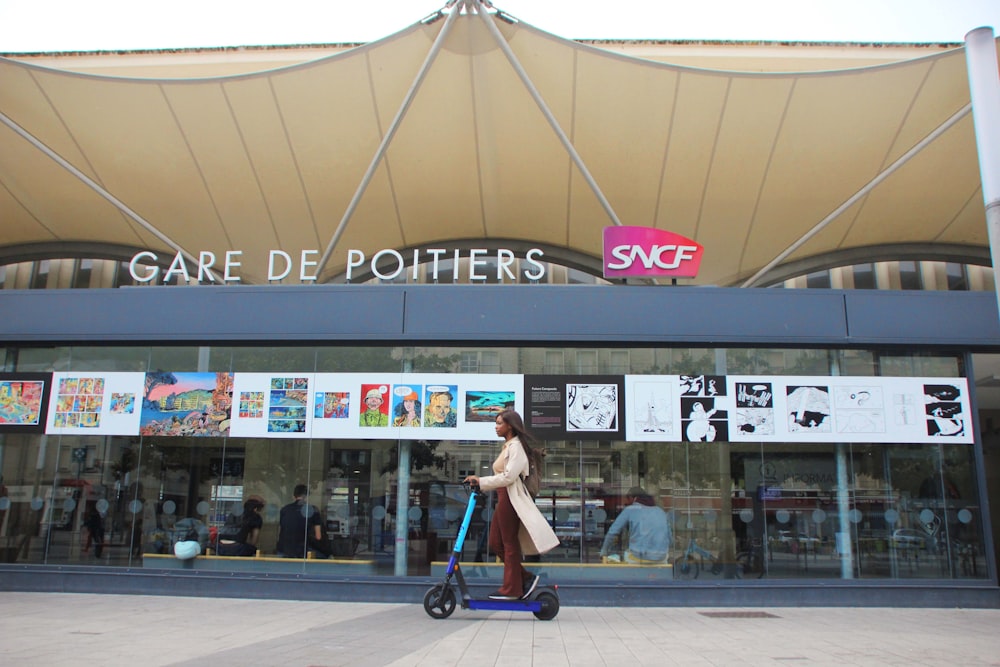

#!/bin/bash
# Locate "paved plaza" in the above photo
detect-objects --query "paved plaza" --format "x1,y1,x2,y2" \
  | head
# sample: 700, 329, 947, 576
2, 592, 1000, 666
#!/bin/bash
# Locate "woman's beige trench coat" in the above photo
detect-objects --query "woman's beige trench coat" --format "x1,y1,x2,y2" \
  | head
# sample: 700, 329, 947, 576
477, 437, 560, 556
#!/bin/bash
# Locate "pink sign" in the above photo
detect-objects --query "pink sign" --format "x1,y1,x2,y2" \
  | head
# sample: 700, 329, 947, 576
602, 226, 704, 279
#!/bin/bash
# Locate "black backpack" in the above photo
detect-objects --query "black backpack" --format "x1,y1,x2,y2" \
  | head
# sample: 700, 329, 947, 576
217, 512, 242, 541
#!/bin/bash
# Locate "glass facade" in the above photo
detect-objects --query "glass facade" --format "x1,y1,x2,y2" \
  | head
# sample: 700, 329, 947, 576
0, 343, 989, 584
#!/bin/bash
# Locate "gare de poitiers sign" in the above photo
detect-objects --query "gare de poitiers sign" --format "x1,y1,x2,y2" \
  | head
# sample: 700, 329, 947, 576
126, 226, 703, 284
128, 247, 548, 283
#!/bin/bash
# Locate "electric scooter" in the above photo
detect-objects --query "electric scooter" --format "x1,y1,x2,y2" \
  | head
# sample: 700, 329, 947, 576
422, 482, 560, 620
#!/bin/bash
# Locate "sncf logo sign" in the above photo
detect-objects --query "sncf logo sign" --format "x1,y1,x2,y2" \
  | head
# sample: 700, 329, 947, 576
603, 226, 704, 279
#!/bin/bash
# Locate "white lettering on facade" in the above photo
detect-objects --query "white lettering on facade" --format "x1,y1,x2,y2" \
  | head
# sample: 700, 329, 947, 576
268, 250, 292, 281
371, 249, 405, 281
129, 246, 548, 283
523, 248, 546, 280
224, 251, 242, 282
469, 248, 487, 280
129, 251, 159, 283
197, 252, 218, 283
497, 249, 516, 280
163, 251, 191, 283
299, 250, 318, 282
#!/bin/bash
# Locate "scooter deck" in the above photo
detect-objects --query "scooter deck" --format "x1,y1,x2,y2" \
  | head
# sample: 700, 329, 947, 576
465, 597, 543, 612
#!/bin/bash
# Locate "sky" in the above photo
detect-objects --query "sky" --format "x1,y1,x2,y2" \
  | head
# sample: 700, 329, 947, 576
0, 0, 999, 53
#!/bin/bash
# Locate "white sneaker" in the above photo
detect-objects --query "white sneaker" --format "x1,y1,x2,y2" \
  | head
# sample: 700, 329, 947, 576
521, 574, 540, 599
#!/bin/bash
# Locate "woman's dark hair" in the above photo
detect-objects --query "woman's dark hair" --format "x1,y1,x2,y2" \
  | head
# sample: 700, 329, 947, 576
239, 498, 265, 530
499, 408, 539, 459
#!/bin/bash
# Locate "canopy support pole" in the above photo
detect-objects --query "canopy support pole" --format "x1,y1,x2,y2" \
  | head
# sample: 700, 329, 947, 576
0, 110, 200, 271
472, 1, 624, 228
739, 103, 971, 288
965, 27, 1000, 315
315, 0, 463, 281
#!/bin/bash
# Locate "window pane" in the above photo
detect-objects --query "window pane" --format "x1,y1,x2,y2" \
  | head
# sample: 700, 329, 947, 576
898, 261, 921, 290
853, 263, 876, 289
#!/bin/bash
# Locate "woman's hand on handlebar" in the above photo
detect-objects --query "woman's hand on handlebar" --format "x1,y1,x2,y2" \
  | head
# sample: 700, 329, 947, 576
463, 475, 480, 487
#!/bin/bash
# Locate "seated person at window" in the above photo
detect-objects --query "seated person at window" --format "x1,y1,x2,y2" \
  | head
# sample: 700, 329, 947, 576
276, 484, 326, 558
600, 487, 672, 564
216, 495, 265, 557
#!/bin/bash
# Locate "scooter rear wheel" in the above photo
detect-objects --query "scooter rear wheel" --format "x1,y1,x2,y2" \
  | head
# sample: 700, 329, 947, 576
423, 584, 457, 619
532, 591, 559, 621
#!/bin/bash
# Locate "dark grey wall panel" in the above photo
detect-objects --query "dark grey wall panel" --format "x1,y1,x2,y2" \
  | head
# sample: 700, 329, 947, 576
0, 286, 405, 342
402, 285, 849, 343
1, 285, 998, 348
844, 290, 1000, 346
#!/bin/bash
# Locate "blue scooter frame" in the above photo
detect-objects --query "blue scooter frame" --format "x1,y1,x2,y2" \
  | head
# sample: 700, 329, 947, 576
422, 483, 560, 620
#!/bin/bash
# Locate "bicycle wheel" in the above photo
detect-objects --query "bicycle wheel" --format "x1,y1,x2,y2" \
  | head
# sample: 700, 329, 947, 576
423, 584, 457, 619
673, 555, 699, 580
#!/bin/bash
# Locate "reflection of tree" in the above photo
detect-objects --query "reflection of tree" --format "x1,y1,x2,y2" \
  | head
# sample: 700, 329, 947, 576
109, 446, 137, 482
722, 349, 773, 375
380, 440, 445, 475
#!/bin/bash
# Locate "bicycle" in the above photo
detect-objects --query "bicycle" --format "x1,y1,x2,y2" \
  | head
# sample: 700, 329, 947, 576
673, 536, 722, 579
734, 539, 765, 579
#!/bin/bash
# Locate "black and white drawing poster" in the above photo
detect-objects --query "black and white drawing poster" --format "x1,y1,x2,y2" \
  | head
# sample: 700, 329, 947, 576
680, 395, 729, 442
924, 382, 966, 437
524, 375, 624, 441
732, 380, 775, 439
624, 376, 674, 441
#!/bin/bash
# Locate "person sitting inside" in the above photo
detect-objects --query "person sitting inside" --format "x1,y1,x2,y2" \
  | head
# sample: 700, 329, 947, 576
276, 484, 326, 559
600, 487, 672, 564
216, 495, 265, 557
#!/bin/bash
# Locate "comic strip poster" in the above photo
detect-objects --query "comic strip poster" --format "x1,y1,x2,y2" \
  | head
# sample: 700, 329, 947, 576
229, 373, 315, 438
0, 373, 51, 433
924, 382, 968, 438
679, 374, 730, 442
785, 384, 832, 435
756, 376, 972, 444
731, 379, 776, 440
46, 372, 145, 435
524, 375, 625, 441
139, 372, 233, 437
624, 375, 676, 442
833, 383, 886, 437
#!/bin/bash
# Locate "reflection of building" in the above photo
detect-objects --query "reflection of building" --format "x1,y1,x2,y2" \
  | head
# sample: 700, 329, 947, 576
1, 5, 1000, 608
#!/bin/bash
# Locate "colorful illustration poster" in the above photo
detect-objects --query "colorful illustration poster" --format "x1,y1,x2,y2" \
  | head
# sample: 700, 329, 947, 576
315, 391, 350, 420
0, 373, 51, 432
310, 373, 522, 440
139, 371, 234, 437
359, 383, 391, 427
391, 384, 423, 428
229, 373, 315, 438
46, 372, 145, 435
269, 376, 310, 434
465, 389, 515, 423
423, 384, 459, 428
524, 375, 624, 441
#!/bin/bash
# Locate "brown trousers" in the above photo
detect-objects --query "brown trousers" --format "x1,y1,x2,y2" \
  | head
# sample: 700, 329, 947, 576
489, 486, 532, 597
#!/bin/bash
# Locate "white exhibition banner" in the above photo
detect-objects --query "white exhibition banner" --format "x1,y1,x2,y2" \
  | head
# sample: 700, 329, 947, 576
625, 375, 973, 444
45, 371, 145, 435
229, 372, 522, 441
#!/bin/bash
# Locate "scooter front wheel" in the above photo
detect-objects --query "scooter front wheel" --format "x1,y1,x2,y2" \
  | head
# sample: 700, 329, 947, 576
532, 591, 560, 621
423, 584, 457, 619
